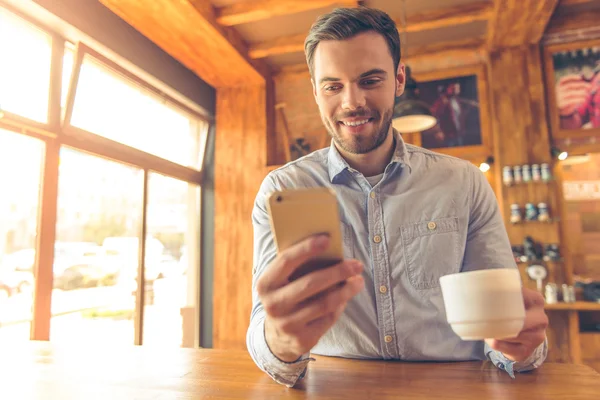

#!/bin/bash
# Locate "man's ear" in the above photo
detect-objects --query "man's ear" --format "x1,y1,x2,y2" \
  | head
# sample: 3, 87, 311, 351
312, 78, 317, 101
396, 63, 406, 97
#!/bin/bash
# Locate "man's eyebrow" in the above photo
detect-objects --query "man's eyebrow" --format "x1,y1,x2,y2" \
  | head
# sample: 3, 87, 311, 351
358, 69, 388, 78
318, 69, 388, 84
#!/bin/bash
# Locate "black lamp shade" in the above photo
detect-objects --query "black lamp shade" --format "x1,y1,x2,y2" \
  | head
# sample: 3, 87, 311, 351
392, 66, 437, 133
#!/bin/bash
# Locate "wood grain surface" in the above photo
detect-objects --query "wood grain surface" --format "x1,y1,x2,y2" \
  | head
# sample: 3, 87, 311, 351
0, 341, 598, 399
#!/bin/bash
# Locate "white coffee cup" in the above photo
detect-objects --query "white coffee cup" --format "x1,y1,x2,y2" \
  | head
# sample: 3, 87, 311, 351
439, 268, 525, 341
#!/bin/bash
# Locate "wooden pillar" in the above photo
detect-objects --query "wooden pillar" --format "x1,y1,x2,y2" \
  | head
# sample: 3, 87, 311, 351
488, 45, 576, 363
213, 85, 267, 349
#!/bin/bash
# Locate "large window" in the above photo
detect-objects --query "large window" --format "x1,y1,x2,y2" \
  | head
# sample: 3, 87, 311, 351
0, 7, 52, 123
0, 5, 209, 347
68, 53, 208, 170
143, 173, 200, 347
50, 149, 143, 346
0, 129, 44, 341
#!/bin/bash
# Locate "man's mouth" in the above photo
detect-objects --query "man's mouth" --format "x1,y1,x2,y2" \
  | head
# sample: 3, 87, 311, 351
340, 118, 373, 127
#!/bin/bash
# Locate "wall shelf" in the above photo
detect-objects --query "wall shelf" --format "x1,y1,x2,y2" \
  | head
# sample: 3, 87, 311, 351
545, 301, 600, 311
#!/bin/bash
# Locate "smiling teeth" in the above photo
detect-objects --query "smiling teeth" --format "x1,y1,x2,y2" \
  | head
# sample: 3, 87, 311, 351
343, 119, 369, 126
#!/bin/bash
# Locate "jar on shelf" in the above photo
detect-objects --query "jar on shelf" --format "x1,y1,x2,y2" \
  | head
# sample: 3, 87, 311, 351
537, 202, 550, 222
562, 284, 576, 303
532, 164, 541, 182
502, 166, 514, 186
543, 244, 561, 262
541, 163, 552, 182
513, 165, 523, 184
510, 204, 522, 224
522, 164, 532, 182
525, 203, 538, 221
545, 283, 558, 304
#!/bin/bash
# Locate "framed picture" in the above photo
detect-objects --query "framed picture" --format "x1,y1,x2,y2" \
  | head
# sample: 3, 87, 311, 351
544, 39, 600, 139
411, 65, 491, 159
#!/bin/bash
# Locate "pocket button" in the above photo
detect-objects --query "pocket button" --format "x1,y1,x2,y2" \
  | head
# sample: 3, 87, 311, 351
427, 221, 437, 231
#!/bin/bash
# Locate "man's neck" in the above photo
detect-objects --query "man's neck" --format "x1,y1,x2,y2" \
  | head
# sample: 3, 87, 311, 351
336, 129, 396, 177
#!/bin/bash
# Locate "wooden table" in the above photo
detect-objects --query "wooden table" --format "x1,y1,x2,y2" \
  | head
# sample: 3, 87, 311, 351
1, 341, 598, 399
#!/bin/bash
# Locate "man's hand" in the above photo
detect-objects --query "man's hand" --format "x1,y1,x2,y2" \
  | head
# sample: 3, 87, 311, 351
485, 287, 548, 362
257, 235, 364, 363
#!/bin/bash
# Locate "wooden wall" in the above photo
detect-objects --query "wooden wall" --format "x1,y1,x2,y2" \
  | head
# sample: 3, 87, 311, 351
213, 85, 267, 349
488, 45, 575, 364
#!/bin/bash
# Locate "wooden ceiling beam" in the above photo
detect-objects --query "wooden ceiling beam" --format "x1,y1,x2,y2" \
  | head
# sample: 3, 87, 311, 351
559, 0, 597, 6
406, 36, 485, 57
250, 2, 492, 60
543, 7, 600, 44
99, 0, 270, 88
398, 1, 493, 33
216, 0, 358, 26
249, 33, 306, 59
486, 0, 560, 49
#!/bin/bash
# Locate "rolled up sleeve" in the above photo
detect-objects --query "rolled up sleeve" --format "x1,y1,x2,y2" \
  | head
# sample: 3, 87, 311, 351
246, 173, 313, 387
462, 164, 548, 375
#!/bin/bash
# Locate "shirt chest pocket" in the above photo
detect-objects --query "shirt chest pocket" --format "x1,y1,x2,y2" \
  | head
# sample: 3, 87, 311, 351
400, 217, 460, 290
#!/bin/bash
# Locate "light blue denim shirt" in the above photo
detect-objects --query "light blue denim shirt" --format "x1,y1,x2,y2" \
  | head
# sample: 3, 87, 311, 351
247, 130, 547, 387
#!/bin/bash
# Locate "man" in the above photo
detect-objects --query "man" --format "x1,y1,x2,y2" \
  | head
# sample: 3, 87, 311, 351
247, 7, 548, 387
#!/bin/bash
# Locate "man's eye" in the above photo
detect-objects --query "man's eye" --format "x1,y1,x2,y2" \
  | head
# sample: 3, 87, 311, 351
362, 79, 380, 86
324, 85, 341, 92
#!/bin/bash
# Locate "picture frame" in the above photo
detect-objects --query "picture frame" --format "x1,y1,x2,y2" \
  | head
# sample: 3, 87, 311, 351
543, 39, 600, 140
410, 64, 492, 160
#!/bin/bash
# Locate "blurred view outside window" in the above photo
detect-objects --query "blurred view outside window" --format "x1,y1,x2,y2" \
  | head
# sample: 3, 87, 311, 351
143, 173, 200, 347
0, 129, 44, 341
0, 5, 206, 347
0, 8, 51, 123
49, 149, 143, 346
70, 55, 208, 170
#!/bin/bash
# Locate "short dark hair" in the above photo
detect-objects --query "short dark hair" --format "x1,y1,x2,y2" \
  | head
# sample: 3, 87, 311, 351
304, 7, 401, 78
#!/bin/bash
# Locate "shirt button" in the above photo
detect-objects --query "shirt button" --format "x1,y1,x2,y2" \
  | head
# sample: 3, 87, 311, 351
373, 235, 382, 243
427, 221, 437, 231
379, 285, 387, 294
370, 192, 376, 199
384, 335, 393, 343
498, 363, 505, 370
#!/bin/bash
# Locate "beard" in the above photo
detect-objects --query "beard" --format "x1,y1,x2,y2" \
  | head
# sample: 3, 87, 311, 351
322, 106, 393, 155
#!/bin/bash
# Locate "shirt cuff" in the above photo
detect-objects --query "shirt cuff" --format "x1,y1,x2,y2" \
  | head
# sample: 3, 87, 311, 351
250, 317, 314, 387
485, 336, 548, 378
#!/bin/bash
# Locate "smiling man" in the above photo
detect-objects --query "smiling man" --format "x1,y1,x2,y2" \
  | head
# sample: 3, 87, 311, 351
247, 7, 548, 387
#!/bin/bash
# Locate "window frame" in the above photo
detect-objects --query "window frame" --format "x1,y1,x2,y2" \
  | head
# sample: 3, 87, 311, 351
0, 4, 209, 346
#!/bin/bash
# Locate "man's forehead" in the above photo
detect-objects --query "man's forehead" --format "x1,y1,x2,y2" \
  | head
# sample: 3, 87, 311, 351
313, 33, 394, 80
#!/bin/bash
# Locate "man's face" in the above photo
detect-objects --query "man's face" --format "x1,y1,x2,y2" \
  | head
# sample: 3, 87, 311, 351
312, 31, 404, 155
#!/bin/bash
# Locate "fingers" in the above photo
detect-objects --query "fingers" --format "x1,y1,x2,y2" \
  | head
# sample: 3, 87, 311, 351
486, 339, 530, 362
522, 287, 545, 309
486, 327, 546, 362
257, 235, 330, 293
264, 259, 363, 318
520, 307, 549, 333
275, 275, 364, 335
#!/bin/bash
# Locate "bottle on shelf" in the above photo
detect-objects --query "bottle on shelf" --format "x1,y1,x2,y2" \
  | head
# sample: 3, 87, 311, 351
541, 163, 552, 182
522, 164, 532, 183
510, 203, 522, 224
525, 203, 538, 221
513, 165, 523, 184
532, 164, 541, 182
503, 166, 514, 186
538, 202, 550, 222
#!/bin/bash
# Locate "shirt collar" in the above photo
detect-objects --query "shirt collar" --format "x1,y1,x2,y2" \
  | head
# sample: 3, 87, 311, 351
327, 128, 412, 182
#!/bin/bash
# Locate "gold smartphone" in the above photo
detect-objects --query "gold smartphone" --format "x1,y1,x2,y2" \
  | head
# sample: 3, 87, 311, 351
266, 187, 345, 281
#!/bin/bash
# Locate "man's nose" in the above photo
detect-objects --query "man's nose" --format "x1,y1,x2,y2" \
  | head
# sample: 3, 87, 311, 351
341, 85, 366, 111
